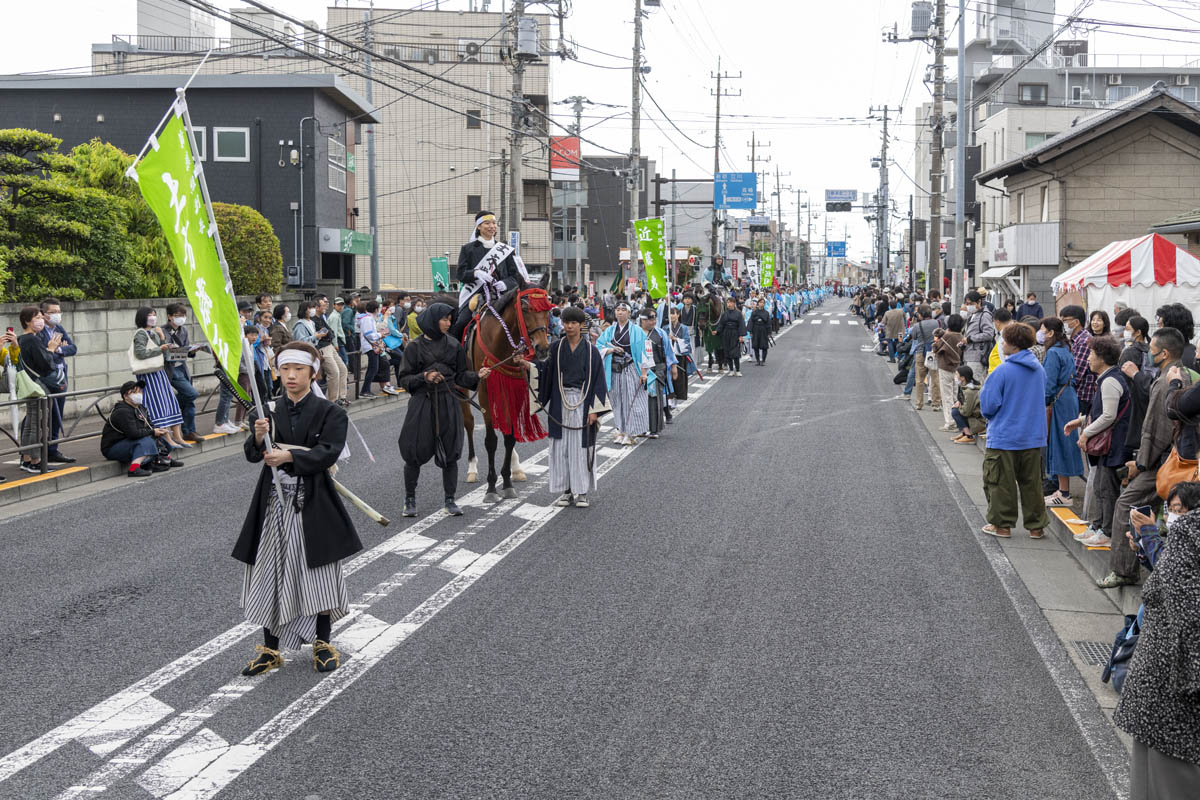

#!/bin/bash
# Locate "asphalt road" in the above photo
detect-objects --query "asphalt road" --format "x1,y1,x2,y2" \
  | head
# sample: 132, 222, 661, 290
0, 301, 1119, 799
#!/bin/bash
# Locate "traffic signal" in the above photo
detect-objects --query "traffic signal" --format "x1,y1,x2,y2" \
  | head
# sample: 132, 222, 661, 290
826, 201, 852, 212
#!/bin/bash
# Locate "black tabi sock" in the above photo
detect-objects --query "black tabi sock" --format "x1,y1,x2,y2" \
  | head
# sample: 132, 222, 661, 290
316, 613, 332, 642
263, 628, 280, 650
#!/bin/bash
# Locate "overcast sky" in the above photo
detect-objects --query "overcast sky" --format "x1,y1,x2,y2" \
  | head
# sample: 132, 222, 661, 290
3, 0, 1199, 260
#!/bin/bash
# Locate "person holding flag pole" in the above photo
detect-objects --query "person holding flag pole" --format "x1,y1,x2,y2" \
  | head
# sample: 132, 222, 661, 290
128, 75, 363, 676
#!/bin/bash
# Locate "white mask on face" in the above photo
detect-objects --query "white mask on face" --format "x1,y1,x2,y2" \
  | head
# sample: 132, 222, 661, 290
129, 392, 144, 405
172, 316, 186, 327
283, 311, 291, 323
308, 309, 317, 319
146, 316, 157, 327
965, 305, 977, 314
1166, 512, 1181, 527
48, 313, 62, 326
31, 318, 45, 332
1123, 331, 1133, 344
403, 302, 412, 310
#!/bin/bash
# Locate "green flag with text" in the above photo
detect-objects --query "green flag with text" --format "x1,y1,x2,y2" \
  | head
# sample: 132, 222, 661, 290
634, 217, 667, 299
430, 256, 451, 291
131, 111, 242, 384
760, 252, 775, 288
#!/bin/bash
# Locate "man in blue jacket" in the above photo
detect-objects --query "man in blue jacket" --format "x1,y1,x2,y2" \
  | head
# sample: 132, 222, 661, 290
979, 322, 1050, 538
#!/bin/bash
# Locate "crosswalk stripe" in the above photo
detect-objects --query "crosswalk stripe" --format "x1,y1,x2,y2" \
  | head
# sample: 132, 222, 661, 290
811, 320, 822, 325
830, 320, 840, 325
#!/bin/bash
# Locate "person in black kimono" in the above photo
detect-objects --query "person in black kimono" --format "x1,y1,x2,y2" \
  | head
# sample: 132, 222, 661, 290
397, 303, 489, 517
714, 296, 747, 376
750, 298, 772, 366
233, 341, 362, 677
450, 211, 531, 342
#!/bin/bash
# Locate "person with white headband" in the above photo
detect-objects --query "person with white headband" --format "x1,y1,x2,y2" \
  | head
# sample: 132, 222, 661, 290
449, 210, 531, 342
231, 341, 362, 677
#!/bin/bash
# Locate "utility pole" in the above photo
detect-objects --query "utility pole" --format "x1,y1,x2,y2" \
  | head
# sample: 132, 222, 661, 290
929, 0, 946, 295
509, 0, 527, 242
953, 0, 966, 308
710, 58, 741, 264
870, 105, 898, 288
747, 132, 770, 254
363, 8, 379, 291
908, 194, 915, 290
670, 167, 678, 287
797, 189, 811, 284
774, 165, 787, 288
628, 0, 643, 286
563, 95, 589, 290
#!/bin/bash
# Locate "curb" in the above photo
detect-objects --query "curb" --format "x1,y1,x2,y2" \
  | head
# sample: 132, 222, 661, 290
0, 392, 407, 508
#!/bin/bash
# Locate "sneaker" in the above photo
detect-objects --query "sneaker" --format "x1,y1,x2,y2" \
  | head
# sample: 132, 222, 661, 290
1044, 491, 1072, 507
19, 462, 42, 474
148, 459, 170, 473
952, 435, 976, 444
554, 492, 574, 507
574, 494, 589, 508
213, 422, 241, 435
1081, 531, 1112, 548
444, 498, 463, 516
128, 463, 154, 477
938, 423, 957, 432
1097, 571, 1136, 589
647, 433, 660, 439
238, 421, 250, 431
359, 392, 377, 400
1073, 526, 1098, 542
382, 385, 401, 396
735, 370, 742, 377
982, 524, 1011, 538
403, 497, 417, 518
241, 645, 283, 677
312, 640, 341, 673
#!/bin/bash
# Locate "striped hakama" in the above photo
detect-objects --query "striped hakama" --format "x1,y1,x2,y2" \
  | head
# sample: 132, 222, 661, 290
549, 388, 596, 495
140, 367, 183, 428
241, 475, 349, 651
609, 365, 648, 436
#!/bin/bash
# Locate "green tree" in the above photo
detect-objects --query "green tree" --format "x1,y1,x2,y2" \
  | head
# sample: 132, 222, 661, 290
211, 202, 282, 295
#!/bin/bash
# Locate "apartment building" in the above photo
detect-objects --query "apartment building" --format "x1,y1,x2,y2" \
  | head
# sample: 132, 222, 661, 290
92, 6, 556, 291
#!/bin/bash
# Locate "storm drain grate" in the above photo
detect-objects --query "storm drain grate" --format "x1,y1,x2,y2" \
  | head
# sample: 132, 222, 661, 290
1073, 640, 1112, 667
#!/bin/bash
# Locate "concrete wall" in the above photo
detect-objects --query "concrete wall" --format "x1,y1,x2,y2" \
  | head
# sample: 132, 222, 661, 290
1, 293, 307, 420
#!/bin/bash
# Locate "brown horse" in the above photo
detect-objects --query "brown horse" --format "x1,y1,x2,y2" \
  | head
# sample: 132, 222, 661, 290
455, 274, 552, 502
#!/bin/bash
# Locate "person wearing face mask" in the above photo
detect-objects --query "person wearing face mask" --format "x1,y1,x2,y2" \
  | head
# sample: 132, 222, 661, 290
1115, 480, 1200, 796
1059, 305, 1098, 409
1041, 317, 1084, 508
406, 300, 425, 343
978, 322, 1051, 539
37, 297, 77, 463
164, 303, 202, 443
15, 306, 61, 473
1106, 327, 1193, 586
961, 291, 996, 380
130, 306, 188, 450
100, 380, 182, 476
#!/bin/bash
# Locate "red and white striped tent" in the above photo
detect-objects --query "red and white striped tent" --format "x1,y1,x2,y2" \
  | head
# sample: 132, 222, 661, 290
1051, 233, 1200, 312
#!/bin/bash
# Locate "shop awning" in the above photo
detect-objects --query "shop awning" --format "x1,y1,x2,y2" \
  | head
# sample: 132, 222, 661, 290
980, 265, 1018, 279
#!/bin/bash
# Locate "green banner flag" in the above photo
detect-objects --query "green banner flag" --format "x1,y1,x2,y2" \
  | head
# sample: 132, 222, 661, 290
634, 217, 667, 299
760, 252, 776, 288
131, 110, 242, 383
430, 256, 451, 291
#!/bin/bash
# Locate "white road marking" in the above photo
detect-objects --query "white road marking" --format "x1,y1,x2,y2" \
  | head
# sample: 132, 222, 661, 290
848, 321, 858, 326
333, 614, 389, 656
437, 548, 482, 575
829, 320, 840, 325
76, 697, 174, 757
810, 320, 822, 325
510, 503, 556, 522
386, 534, 437, 559
822, 312, 832, 316
135, 729, 228, 799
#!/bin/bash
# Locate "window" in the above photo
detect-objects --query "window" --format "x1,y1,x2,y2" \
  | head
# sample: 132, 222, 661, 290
466, 109, 482, 129
1025, 132, 1052, 149
1106, 85, 1137, 103
1040, 186, 1049, 222
328, 136, 346, 194
467, 194, 482, 214
1169, 86, 1198, 103
1070, 85, 1083, 104
212, 127, 249, 162
1018, 83, 1048, 105
1017, 191, 1025, 224
523, 181, 549, 219
187, 126, 206, 161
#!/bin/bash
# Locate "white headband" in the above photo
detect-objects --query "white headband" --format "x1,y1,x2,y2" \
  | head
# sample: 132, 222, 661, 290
276, 349, 321, 375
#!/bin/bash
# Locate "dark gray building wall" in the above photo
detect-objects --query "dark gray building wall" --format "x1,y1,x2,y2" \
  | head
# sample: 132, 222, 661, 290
0, 85, 360, 287
581, 156, 651, 275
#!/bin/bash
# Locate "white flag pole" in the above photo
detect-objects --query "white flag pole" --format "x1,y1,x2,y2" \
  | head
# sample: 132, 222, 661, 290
175, 88, 284, 503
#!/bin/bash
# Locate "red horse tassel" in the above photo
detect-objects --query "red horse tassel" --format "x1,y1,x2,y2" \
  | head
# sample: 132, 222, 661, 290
485, 364, 546, 442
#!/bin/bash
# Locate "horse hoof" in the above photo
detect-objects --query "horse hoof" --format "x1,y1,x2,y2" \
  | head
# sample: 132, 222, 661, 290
502, 487, 518, 499
512, 471, 527, 482
484, 492, 502, 504
466, 472, 477, 483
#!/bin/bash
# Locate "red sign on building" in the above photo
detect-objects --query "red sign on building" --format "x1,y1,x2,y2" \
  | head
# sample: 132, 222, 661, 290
550, 136, 581, 181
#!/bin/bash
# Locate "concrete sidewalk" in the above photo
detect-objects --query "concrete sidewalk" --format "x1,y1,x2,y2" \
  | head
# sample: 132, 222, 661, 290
867, 332, 1137, 735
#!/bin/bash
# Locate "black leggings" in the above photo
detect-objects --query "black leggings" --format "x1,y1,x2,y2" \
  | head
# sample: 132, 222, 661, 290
404, 460, 457, 499
728, 353, 740, 371
754, 348, 767, 363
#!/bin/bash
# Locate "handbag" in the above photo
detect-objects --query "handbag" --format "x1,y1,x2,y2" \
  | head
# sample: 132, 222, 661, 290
1084, 396, 1130, 457
15, 366, 46, 399
128, 337, 165, 375
1101, 609, 1141, 693
1156, 444, 1198, 499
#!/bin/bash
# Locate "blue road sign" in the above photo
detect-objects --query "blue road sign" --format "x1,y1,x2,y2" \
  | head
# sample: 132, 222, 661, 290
714, 172, 757, 210
826, 241, 847, 258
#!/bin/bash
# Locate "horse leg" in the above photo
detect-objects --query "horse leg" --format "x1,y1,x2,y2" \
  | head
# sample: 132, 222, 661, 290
511, 448, 526, 482
500, 433, 518, 499
463, 402, 477, 483
483, 425, 501, 503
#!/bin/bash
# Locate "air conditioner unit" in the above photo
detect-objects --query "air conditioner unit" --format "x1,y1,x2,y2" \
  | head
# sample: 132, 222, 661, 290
458, 39, 483, 62
1177, 75, 1191, 86
1107, 73, 1122, 85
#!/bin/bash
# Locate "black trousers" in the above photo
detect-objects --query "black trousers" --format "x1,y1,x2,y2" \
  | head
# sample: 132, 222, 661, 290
673, 359, 689, 401
754, 347, 767, 363
648, 394, 664, 434
404, 461, 457, 499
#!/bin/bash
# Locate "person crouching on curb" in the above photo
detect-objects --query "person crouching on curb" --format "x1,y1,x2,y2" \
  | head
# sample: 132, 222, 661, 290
232, 341, 362, 676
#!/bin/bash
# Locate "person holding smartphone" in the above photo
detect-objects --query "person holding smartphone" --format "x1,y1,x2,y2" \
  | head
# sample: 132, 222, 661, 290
37, 297, 76, 463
